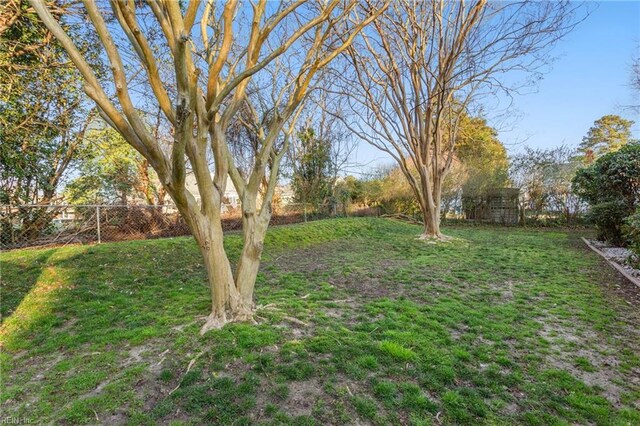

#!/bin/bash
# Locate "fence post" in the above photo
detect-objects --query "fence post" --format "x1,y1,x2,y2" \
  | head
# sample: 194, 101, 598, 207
9, 206, 16, 244
96, 205, 101, 244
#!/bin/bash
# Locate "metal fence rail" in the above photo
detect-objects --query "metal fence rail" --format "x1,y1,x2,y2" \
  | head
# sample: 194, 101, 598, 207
0, 203, 379, 251
0, 202, 586, 252
1, 204, 188, 250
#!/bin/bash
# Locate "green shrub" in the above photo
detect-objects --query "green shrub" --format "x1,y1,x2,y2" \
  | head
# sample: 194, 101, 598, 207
573, 142, 640, 245
623, 209, 640, 256
588, 201, 631, 245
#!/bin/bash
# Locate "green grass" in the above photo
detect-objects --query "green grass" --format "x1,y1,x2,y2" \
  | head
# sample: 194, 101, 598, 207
1, 218, 639, 425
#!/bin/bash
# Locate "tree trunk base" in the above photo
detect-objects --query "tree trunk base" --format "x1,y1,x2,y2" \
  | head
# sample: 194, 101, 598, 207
200, 313, 229, 335
199, 308, 255, 335
417, 233, 455, 243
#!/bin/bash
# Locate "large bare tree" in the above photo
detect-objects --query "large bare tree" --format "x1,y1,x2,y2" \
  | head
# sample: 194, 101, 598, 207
29, 0, 386, 333
339, 0, 580, 239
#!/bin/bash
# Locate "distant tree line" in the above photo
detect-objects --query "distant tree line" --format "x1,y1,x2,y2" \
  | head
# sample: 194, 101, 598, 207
300, 113, 637, 239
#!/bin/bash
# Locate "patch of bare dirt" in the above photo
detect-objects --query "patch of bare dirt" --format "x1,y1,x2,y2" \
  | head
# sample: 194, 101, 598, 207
485, 280, 519, 302
285, 379, 324, 417
538, 319, 640, 408
267, 240, 417, 301
274, 320, 313, 340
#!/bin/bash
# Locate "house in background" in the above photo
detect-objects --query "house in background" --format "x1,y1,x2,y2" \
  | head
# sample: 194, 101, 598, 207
184, 172, 239, 211
275, 184, 295, 205
184, 173, 294, 212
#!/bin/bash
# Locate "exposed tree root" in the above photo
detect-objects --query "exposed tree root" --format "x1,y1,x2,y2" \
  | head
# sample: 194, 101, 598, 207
199, 309, 256, 335
199, 314, 228, 335
417, 233, 457, 243
282, 315, 309, 327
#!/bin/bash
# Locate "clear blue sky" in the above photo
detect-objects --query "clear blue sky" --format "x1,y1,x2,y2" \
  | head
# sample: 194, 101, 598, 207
498, 0, 640, 153
350, 0, 640, 174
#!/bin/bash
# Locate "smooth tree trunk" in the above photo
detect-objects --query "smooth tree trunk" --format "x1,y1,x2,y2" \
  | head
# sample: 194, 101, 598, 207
235, 212, 268, 312
415, 172, 449, 241
192, 217, 241, 331
192, 198, 271, 335
420, 205, 442, 240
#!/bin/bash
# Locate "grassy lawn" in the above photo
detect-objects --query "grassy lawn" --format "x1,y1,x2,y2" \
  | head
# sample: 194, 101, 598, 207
1, 218, 639, 425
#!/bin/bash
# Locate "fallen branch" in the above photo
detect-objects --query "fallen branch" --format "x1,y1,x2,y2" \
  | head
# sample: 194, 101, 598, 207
381, 213, 423, 225
282, 316, 309, 327
169, 351, 206, 395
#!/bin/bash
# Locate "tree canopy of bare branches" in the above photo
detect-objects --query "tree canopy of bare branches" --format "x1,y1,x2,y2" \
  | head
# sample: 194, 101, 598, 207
29, 0, 387, 333
338, 0, 580, 239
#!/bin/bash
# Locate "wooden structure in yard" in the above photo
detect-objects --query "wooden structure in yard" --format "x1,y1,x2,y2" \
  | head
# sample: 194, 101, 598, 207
462, 188, 520, 225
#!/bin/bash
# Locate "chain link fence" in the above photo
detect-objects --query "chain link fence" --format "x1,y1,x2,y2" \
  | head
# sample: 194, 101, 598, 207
0, 203, 380, 251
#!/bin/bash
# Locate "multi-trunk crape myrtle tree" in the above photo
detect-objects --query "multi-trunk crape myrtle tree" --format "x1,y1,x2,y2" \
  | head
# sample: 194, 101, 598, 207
29, 0, 387, 333
339, 0, 580, 239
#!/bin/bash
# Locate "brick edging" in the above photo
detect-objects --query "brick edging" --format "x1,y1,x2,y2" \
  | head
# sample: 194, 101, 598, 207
582, 237, 640, 289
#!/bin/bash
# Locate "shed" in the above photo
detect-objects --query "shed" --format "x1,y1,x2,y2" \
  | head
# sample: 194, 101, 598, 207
462, 188, 520, 225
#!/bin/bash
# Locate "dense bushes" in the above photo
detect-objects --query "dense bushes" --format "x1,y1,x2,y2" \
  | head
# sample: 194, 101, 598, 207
586, 201, 630, 245
623, 209, 640, 255
573, 143, 640, 247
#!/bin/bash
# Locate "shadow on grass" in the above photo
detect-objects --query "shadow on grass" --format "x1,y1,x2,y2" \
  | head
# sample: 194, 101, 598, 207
0, 219, 373, 353
1, 249, 56, 321
1, 236, 212, 354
